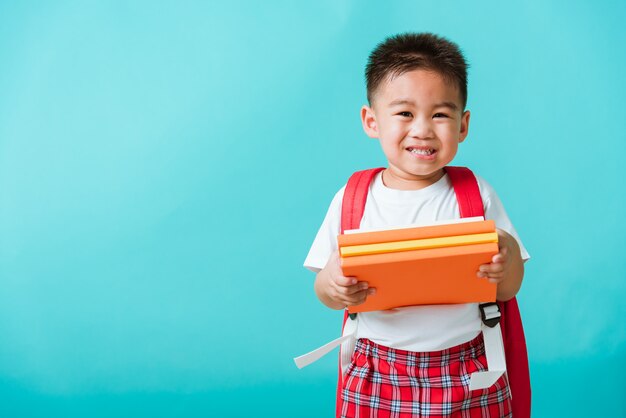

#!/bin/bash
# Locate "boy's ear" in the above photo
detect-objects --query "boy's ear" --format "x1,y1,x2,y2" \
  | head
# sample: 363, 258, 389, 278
361, 105, 378, 138
458, 110, 471, 143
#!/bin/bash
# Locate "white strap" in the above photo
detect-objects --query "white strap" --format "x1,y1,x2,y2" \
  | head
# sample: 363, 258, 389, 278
468, 322, 507, 391
339, 316, 358, 375
295, 310, 507, 392
294, 315, 358, 374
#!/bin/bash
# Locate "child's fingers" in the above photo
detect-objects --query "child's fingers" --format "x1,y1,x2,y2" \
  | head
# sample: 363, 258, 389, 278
492, 246, 508, 264
342, 288, 376, 307
477, 271, 504, 284
329, 274, 369, 300
477, 262, 505, 277
340, 281, 370, 296
477, 238, 514, 284
332, 274, 359, 288
477, 263, 502, 275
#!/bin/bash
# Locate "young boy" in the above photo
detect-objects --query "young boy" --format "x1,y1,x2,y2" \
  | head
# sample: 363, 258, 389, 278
304, 33, 529, 417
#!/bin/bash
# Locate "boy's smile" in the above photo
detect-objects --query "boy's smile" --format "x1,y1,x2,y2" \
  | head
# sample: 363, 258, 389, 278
361, 69, 470, 190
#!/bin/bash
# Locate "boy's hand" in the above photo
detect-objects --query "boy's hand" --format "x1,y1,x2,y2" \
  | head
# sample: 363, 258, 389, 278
314, 250, 376, 310
477, 228, 524, 301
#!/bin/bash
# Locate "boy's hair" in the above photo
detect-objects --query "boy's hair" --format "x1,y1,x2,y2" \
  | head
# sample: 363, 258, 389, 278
365, 32, 469, 109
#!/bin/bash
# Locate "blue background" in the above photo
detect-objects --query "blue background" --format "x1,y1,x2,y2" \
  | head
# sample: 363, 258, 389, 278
1, 1, 624, 417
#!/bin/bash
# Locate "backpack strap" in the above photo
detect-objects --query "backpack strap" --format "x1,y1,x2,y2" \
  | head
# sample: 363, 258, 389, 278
500, 296, 531, 417
446, 167, 531, 417
340, 168, 385, 233
445, 166, 484, 218
335, 167, 384, 416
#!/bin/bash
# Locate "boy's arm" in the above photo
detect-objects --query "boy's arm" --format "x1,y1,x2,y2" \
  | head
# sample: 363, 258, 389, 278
477, 229, 525, 301
314, 250, 376, 310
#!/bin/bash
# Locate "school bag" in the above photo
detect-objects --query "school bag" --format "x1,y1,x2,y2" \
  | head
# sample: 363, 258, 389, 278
335, 166, 531, 418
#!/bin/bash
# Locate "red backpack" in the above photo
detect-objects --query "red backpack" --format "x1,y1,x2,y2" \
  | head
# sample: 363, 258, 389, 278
337, 166, 531, 418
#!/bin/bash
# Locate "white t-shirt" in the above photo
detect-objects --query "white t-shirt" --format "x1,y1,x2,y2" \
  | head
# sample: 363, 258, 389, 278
304, 171, 530, 352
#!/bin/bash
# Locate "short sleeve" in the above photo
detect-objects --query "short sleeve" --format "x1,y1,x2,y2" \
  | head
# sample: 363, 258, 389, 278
476, 176, 530, 261
303, 186, 346, 272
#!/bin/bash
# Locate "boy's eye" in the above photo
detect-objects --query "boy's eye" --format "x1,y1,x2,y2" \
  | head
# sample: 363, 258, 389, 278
433, 113, 449, 118
398, 111, 412, 118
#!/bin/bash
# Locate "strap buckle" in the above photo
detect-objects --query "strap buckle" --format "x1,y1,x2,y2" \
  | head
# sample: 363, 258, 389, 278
479, 302, 501, 328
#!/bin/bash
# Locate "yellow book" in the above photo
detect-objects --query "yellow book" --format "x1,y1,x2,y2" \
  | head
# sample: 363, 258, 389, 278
340, 232, 498, 257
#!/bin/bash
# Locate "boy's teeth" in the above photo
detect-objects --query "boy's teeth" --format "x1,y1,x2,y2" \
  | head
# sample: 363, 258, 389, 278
409, 148, 434, 155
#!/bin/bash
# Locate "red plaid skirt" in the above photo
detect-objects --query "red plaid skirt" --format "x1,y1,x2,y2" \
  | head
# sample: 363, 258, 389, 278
340, 334, 511, 418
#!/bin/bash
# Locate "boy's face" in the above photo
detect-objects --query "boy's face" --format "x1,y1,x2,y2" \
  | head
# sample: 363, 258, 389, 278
361, 69, 470, 190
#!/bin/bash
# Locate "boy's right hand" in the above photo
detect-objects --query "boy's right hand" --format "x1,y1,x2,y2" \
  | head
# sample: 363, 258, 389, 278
314, 250, 376, 310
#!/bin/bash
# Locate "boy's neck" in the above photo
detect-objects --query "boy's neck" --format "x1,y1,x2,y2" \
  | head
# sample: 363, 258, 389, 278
381, 168, 446, 190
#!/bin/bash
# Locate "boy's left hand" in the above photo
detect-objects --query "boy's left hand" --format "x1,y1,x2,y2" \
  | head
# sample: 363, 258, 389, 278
476, 228, 519, 284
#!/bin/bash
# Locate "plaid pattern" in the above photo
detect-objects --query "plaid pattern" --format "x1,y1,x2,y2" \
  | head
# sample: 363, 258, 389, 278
340, 335, 511, 418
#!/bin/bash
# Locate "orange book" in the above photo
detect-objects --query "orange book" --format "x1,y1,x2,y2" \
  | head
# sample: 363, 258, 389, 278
339, 219, 495, 247
339, 220, 499, 313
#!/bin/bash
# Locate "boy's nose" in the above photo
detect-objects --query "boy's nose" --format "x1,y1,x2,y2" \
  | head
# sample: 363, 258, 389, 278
408, 117, 432, 138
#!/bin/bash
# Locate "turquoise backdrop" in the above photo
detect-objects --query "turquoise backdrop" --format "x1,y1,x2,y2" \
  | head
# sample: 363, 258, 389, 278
1, 1, 624, 417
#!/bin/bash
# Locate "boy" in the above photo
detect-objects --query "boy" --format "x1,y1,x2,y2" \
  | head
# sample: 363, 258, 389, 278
304, 33, 529, 417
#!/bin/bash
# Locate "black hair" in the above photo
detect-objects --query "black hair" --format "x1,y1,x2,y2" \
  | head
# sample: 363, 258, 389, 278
366, 32, 469, 109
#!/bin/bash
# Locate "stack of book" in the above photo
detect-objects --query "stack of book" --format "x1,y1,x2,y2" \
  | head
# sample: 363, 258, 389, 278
339, 217, 499, 313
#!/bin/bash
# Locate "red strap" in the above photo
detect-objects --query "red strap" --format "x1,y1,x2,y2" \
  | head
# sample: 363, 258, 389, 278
336, 167, 384, 416
445, 166, 484, 218
336, 167, 530, 418
340, 168, 385, 233
500, 297, 531, 418
446, 166, 531, 417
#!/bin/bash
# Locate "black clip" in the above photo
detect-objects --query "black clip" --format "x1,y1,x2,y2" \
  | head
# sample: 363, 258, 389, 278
479, 302, 501, 328
349, 313, 357, 320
